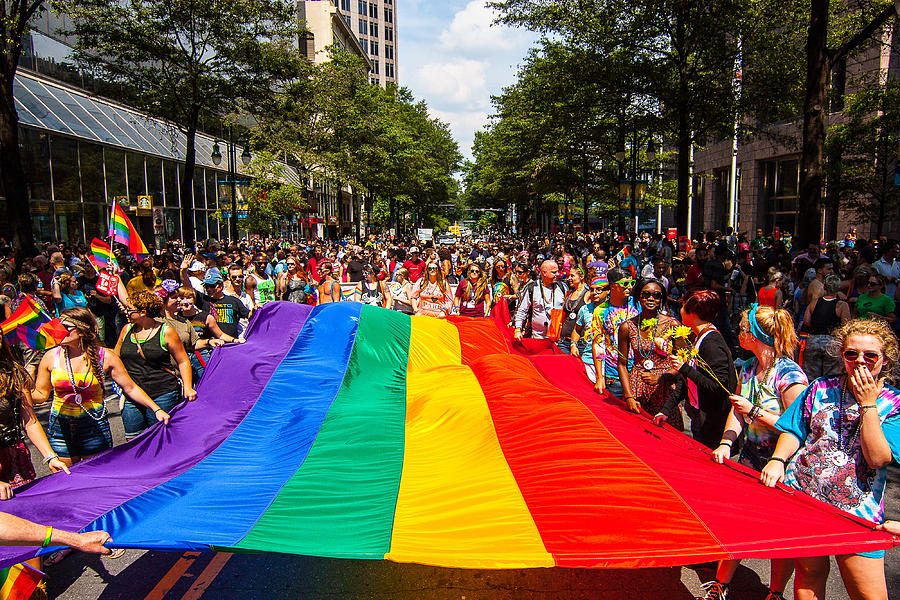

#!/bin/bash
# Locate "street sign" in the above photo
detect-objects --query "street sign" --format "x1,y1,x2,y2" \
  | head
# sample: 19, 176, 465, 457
114, 196, 129, 210
667, 227, 678, 240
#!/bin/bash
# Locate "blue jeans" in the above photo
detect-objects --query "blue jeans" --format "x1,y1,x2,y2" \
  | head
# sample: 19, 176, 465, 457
122, 389, 181, 440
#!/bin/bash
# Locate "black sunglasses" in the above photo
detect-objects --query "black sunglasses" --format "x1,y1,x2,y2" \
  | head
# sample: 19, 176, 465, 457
843, 349, 882, 363
640, 291, 663, 300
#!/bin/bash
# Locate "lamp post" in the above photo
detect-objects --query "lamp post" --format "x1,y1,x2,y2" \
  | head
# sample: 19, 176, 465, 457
211, 126, 251, 241
616, 127, 655, 238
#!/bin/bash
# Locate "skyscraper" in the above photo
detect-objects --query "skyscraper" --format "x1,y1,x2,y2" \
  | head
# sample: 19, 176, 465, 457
337, 0, 398, 87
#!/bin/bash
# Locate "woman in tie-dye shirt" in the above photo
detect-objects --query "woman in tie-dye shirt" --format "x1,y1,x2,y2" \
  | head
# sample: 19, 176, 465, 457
763, 318, 900, 600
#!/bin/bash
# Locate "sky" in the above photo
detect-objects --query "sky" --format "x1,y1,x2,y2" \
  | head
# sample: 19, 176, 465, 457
397, 0, 538, 163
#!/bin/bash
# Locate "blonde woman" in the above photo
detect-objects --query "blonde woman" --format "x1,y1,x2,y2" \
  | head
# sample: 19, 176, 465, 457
763, 318, 900, 600
757, 268, 784, 309
413, 261, 453, 316
454, 262, 491, 317
700, 304, 808, 600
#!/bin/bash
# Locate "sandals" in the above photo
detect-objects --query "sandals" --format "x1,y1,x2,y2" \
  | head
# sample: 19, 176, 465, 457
106, 548, 126, 559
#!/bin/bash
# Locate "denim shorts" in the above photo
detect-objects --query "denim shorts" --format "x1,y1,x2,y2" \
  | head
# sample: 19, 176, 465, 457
47, 411, 113, 458
122, 389, 181, 439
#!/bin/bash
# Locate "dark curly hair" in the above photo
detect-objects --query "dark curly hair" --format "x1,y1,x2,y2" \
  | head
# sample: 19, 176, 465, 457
129, 289, 164, 318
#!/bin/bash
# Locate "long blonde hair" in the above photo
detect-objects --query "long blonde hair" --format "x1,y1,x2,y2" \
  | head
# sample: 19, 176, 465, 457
60, 307, 105, 386
425, 260, 448, 294
743, 305, 798, 358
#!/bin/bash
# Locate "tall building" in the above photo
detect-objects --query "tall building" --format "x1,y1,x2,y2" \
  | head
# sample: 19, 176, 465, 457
338, 0, 398, 87
298, 0, 372, 72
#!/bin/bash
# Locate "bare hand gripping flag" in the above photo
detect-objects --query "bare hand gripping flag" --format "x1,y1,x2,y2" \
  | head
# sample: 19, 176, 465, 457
0, 302, 893, 569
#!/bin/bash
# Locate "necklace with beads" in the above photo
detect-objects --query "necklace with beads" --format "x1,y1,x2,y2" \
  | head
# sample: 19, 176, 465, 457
63, 346, 107, 421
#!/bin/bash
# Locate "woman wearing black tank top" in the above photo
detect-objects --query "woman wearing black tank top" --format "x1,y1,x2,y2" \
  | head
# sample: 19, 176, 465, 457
116, 290, 195, 440
802, 274, 851, 380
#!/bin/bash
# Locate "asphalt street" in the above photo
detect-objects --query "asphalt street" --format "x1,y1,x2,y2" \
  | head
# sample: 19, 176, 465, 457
17, 398, 900, 599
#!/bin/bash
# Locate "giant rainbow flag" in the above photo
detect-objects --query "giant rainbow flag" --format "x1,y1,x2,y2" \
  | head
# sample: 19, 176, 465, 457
108, 203, 148, 260
0, 302, 893, 569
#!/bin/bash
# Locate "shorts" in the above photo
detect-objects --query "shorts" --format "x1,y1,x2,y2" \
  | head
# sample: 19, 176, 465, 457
47, 412, 113, 458
122, 389, 181, 439
850, 549, 885, 559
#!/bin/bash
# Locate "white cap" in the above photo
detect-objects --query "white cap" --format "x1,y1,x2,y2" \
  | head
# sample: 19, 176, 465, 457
409, 246, 420, 253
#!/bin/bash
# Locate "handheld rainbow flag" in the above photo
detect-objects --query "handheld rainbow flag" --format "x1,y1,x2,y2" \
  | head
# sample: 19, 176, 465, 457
0, 562, 42, 600
108, 203, 148, 260
0, 296, 67, 351
89, 238, 119, 271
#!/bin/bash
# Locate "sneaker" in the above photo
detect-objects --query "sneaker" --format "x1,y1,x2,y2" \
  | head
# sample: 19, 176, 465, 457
699, 580, 728, 600
764, 592, 785, 600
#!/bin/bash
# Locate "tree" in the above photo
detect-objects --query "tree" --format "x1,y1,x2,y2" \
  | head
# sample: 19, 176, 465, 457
242, 151, 307, 235
0, 0, 50, 260
59, 0, 301, 246
824, 81, 900, 237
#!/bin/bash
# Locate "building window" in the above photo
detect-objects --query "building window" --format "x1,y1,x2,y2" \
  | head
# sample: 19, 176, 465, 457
384, 7, 392, 22
762, 157, 800, 235
384, 0, 391, 4
386, 62, 394, 78
359, 37, 368, 53
358, 18, 366, 34
374, 60, 379, 75
385, 44, 393, 60
358, 0, 366, 15
371, 41, 378, 56
385, 26, 393, 41
369, 21, 378, 37
370, 77, 378, 85
341, 0, 350, 11
368, 2, 376, 18
344, 15, 350, 27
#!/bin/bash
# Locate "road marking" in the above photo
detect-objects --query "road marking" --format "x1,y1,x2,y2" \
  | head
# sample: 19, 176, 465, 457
144, 551, 201, 600
180, 553, 233, 600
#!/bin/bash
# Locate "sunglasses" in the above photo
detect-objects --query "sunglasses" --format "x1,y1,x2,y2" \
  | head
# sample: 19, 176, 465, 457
640, 291, 663, 300
615, 279, 635, 287
230, 275, 243, 280
469, 269, 481, 274
427, 267, 439, 271
842, 349, 882, 363
867, 280, 880, 287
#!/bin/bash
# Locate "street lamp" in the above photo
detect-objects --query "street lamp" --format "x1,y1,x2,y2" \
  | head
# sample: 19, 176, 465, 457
211, 128, 251, 241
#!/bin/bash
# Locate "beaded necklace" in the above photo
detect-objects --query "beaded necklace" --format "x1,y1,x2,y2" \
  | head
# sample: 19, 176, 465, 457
835, 377, 865, 455
634, 312, 659, 370
747, 358, 776, 407
63, 346, 107, 421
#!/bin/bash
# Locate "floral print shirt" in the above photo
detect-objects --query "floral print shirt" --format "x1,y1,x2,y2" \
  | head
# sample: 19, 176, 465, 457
776, 376, 900, 523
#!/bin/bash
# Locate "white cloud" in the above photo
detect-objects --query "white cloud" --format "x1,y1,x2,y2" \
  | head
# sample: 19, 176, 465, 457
428, 108, 490, 141
413, 60, 489, 108
439, 1, 520, 54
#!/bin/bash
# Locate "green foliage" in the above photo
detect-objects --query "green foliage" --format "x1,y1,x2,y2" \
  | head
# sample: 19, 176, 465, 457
476, 211, 497, 231
243, 151, 307, 235
248, 48, 462, 233
824, 81, 900, 236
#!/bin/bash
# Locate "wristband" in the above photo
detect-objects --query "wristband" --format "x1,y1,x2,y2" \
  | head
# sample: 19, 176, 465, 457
718, 441, 732, 448
42, 454, 58, 464
767, 456, 787, 465
154, 408, 163, 415
42, 526, 53, 548
859, 404, 877, 409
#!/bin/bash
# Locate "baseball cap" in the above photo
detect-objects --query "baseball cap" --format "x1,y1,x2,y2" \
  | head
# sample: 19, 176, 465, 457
203, 269, 223, 285
190, 260, 205, 271
409, 246, 420, 253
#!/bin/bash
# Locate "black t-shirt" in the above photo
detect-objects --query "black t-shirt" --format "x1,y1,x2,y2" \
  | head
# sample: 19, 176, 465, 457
347, 260, 365, 283
201, 293, 250, 338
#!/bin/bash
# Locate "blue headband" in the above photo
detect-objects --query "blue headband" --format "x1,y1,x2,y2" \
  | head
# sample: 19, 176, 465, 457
748, 304, 775, 346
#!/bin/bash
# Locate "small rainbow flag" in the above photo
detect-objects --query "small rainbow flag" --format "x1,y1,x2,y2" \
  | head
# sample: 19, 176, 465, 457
0, 562, 42, 599
89, 238, 119, 271
0, 296, 67, 351
109, 203, 148, 260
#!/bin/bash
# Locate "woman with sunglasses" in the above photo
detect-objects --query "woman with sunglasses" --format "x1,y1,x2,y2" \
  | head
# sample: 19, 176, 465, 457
413, 261, 453, 316
356, 266, 391, 309
489, 260, 516, 316
33, 308, 170, 466
557, 265, 590, 354
617, 279, 679, 420
278, 258, 308, 304
762, 318, 900, 600
116, 290, 194, 440
855, 274, 896, 323
696, 303, 805, 600
454, 262, 491, 317
389, 268, 416, 314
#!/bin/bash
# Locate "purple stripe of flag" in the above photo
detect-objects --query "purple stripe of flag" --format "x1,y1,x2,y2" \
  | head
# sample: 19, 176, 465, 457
0, 302, 313, 567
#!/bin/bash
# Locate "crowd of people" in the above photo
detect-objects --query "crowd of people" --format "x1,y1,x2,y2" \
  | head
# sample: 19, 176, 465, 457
0, 226, 896, 598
